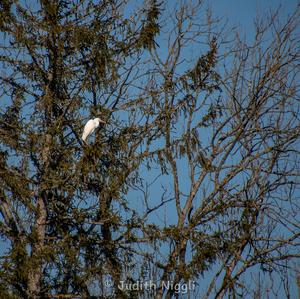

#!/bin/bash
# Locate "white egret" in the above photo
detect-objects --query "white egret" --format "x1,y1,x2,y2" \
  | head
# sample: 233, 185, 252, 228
82, 117, 106, 143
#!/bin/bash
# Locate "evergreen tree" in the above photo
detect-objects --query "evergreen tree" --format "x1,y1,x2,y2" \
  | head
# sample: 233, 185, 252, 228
0, 0, 160, 297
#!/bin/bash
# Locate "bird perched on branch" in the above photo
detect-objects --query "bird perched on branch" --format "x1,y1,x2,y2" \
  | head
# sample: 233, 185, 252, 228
82, 117, 106, 143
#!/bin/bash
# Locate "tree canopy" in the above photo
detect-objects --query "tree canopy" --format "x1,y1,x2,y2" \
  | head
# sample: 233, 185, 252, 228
0, 0, 299, 298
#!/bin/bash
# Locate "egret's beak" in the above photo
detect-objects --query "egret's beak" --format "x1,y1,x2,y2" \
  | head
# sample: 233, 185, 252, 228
99, 119, 106, 124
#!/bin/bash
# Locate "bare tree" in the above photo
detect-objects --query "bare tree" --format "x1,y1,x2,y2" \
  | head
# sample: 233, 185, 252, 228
123, 3, 300, 299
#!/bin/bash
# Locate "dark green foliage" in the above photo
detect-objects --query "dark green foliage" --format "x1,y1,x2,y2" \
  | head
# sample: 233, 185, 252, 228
138, 0, 161, 50
185, 37, 221, 92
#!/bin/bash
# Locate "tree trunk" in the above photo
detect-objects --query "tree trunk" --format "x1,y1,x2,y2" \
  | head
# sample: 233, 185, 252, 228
27, 133, 51, 298
27, 197, 47, 298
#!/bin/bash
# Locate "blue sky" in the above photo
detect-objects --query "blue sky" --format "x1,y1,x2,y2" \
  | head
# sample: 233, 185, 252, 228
211, 0, 298, 27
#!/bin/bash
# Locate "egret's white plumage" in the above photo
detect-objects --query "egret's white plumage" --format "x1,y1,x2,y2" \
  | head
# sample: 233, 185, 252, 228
82, 118, 106, 142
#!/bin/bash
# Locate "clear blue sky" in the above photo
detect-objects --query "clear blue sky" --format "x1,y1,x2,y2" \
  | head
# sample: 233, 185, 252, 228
211, 0, 298, 29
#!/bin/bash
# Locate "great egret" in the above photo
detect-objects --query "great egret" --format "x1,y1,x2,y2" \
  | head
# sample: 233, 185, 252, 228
82, 117, 106, 143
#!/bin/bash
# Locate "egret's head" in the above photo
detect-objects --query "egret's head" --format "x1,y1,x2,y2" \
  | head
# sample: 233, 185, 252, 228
94, 117, 106, 126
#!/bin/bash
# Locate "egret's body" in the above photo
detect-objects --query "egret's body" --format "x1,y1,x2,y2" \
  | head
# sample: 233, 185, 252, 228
82, 118, 106, 142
